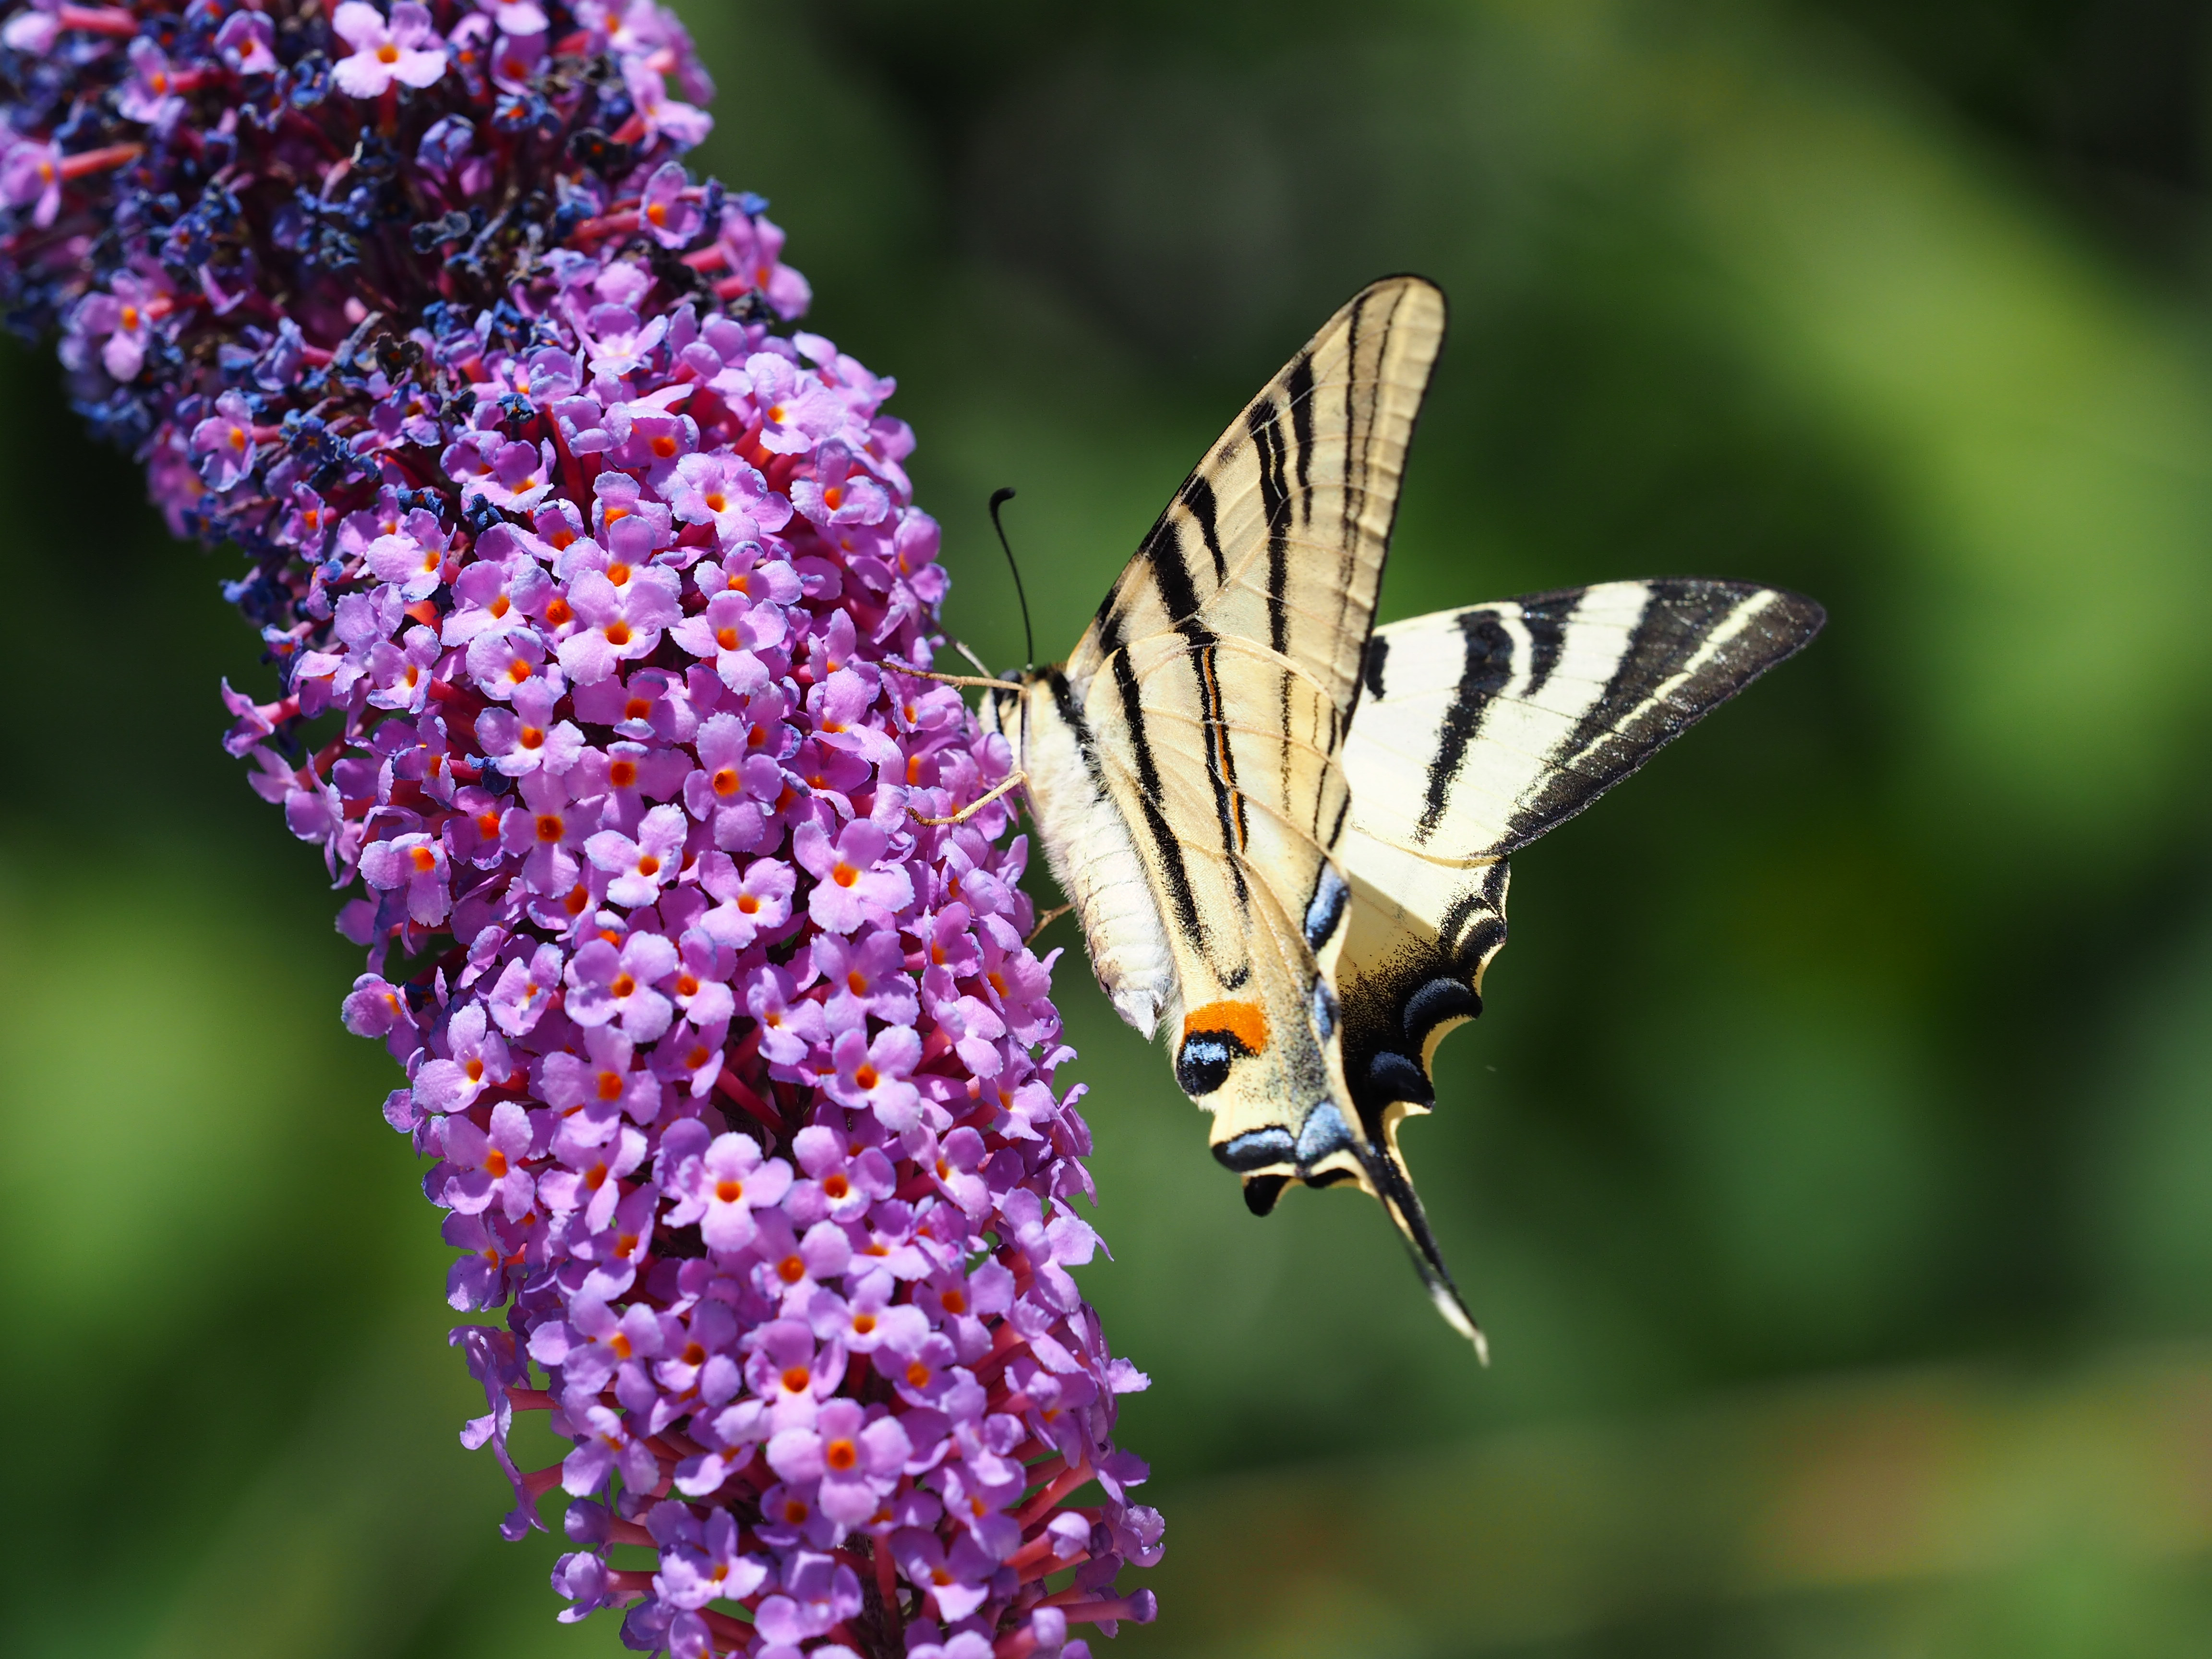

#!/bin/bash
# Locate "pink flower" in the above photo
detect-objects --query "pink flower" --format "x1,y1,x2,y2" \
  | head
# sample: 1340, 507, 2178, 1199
767, 1397, 912, 1525
359, 830, 451, 925
670, 588, 781, 692
331, 1, 449, 98
670, 1129, 793, 1252
0, 137, 60, 226
565, 928, 680, 1040
554, 563, 681, 685
438, 1099, 538, 1219
539, 1025, 661, 1132
794, 817, 913, 935
698, 850, 794, 949
638, 160, 706, 249
415, 1004, 516, 1115
821, 1023, 924, 1132
583, 802, 688, 909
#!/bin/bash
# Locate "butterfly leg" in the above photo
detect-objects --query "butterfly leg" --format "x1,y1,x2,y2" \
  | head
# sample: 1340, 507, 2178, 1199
893, 664, 1025, 692
911, 769, 1028, 827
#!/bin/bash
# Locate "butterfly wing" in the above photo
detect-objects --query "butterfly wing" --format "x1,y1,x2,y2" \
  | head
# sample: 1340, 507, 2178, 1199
1334, 578, 1827, 1149
1044, 276, 1457, 1287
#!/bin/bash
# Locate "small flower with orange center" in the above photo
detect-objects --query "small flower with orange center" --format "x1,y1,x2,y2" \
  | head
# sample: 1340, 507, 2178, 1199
329, 0, 449, 98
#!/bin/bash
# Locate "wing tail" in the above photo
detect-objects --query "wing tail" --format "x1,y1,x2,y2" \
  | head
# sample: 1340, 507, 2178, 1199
1355, 1118, 1489, 1361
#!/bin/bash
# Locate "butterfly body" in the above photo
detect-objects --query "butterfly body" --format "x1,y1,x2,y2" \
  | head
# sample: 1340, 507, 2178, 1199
971, 277, 1823, 1354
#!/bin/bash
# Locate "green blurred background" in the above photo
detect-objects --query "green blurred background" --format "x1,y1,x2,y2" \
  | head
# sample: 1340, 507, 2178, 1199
12, 0, 2212, 1653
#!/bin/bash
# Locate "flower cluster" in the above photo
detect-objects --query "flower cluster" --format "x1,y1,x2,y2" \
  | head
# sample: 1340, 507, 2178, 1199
0, 4, 1161, 1655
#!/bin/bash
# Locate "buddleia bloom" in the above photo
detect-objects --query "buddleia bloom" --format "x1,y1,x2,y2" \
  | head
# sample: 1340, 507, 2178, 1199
0, 4, 1162, 1654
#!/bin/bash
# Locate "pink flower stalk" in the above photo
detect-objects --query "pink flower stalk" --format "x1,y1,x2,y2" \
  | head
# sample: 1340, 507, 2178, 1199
0, 4, 1161, 1655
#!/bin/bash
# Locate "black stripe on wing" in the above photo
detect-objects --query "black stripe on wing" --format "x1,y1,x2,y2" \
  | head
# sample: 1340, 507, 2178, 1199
1093, 277, 1442, 718
1494, 580, 1825, 854
1095, 609, 1209, 950
1412, 609, 1515, 841
1386, 579, 1824, 862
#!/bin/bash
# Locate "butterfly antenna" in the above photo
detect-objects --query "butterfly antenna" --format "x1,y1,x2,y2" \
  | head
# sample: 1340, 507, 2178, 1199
989, 486, 1036, 670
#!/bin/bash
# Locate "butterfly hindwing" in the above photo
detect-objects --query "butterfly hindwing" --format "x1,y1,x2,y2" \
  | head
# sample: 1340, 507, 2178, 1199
1334, 578, 1827, 1139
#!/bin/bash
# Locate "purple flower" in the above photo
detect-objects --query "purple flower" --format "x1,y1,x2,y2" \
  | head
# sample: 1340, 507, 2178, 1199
364, 508, 453, 600
565, 928, 679, 1040
119, 37, 185, 129
359, 830, 451, 925
670, 1128, 793, 1251
747, 351, 842, 454
465, 438, 558, 514
439, 1099, 537, 1217
0, 138, 60, 227
0, 3, 57, 56
575, 301, 670, 387
540, 1025, 661, 1129
665, 930, 737, 1027
488, 941, 564, 1036
488, 26, 545, 88
639, 160, 706, 249
539, 1125, 648, 1232
476, 0, 550, 36
190, 390, 257, 492
742, 968, 820, 1072
794, 817, 913, 935
498, 762, 601, 894
821, 1024, 924, 1132
671, 588, 779, 692
331, 2, 450, 98
583, 802, 687, 908
416, 1005, 516, 1116
621, 53, 710, 148
665, 450, 776, 548
814, 929, 920, 1029
699, 849, 794, 949
555, 562, 681, 685
73, 272, 164, 383
476, 679, 584, 777
768, 1397, 913, 1527
215, 12, 278, 76
791, 441, 891, 529
650, 1503, 768, 1612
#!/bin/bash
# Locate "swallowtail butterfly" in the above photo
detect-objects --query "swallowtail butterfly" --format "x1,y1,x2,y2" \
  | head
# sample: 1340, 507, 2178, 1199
946, 276, 1822, 1355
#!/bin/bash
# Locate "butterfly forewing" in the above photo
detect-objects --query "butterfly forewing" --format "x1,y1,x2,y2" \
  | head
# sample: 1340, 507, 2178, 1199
1050, 276, 1441, 1147
1072, 276, 1447, 734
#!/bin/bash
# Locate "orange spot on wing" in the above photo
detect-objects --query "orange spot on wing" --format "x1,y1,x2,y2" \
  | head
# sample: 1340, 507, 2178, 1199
1182, 999, 1269, 1056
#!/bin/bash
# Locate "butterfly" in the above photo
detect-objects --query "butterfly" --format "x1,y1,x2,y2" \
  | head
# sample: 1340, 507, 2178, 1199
932, 275, 1823, 1356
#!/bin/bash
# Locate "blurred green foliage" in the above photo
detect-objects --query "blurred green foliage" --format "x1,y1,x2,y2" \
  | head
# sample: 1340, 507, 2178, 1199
8, 1, 2212, 1654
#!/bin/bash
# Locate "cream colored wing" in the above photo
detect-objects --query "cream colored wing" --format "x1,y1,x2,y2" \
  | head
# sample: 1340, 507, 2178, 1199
1334, 579, 1827, 1147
